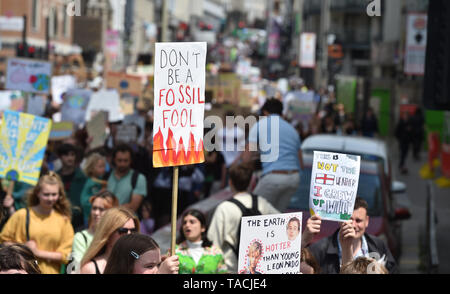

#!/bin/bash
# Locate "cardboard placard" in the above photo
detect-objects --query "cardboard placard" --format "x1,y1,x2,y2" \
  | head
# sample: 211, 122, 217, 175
86, 111, 108, 149
106, 71, 143, 98
50, 121, 74, 140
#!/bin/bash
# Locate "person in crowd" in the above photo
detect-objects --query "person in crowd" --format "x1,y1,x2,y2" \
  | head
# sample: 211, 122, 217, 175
242, 98, 304, 212
334, 103, 347, 133
176, 209, 227, 274
395, 111, 414, 175
410, 107, 425, 161
70, 191, 118, 271
321, 115, 337, 134
203, 150, 227, 198
0, 244, 41, 274
80, 153, 108, 225
207, 163, 279, 273
217, 111, 246, 172
307, 197, 398, 274
0, 172, 74, 274
360, 107, 379, 138
104, 233, 179, 274
151, 167, 173, 229
139, 200, 155, 236
300, 248, 320, 274
80, 207, 139, 274
1, 162, 50, 224
340, 257, 388, 274
56, 143, 88, 231
107, 144, 147, 212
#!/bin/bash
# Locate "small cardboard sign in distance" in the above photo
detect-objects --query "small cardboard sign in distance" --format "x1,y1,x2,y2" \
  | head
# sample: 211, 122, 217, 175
152, 42, 207, 168
309, 151, 361, 222
238, 212, 302, 274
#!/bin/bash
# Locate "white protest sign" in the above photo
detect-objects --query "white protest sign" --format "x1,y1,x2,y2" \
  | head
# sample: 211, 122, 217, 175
51, 75, 77, 104
238, 213, 302, 274
309, 151, 361, 222
85, 89, 124, 123
153, 42, 207, 168
6, 58, 52, 94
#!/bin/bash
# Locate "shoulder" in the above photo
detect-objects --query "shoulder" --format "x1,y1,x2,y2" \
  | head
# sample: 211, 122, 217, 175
365, 233, 389, 251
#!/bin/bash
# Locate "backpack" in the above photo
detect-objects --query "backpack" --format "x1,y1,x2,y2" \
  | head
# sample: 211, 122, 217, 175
226, 194, 262, 256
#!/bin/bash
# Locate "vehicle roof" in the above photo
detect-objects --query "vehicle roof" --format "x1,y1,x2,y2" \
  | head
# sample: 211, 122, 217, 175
301, 134, 387, 160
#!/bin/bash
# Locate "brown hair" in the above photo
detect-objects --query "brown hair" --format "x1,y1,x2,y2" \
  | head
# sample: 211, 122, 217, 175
229, 163, 253, 192
340, 257, 388, 274
104, 234, 159, 274
300, 248, 320, 274
27, 172, 72, 219
0, 244, 41, 274
354, 197, 369, 213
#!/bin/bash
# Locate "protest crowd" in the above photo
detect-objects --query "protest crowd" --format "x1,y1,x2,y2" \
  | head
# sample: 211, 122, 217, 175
0, 35, 406, 276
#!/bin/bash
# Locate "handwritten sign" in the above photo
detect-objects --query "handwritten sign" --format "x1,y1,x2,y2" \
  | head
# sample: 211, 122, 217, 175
238, 213, 302, 274
0, 110, 52, 185
6, 58, 52, 94
153, 42, 207, 168
309, 151, 361, 222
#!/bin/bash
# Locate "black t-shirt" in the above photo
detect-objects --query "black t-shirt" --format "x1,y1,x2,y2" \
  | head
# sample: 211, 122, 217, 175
61, 172, 75, 194
205, 151, 225, 181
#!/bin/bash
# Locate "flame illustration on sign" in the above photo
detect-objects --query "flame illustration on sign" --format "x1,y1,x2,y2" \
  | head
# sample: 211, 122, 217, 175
153, 127, 204, 167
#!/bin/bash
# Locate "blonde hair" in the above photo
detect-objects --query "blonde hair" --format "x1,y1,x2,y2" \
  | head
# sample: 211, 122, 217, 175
80, 207, 140, 267
27, 172, 71, 219
340, 257, 388, 274
83, 153, 106, 178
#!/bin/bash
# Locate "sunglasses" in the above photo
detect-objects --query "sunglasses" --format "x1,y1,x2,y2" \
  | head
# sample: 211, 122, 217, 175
117, 227, 138, 235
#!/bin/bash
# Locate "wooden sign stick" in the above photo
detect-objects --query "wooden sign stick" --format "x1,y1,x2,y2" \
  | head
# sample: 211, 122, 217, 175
170, 166, 179, 256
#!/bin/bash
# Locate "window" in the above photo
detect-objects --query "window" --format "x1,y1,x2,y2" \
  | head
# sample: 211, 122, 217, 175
49, 7, 59, 37
31, 0, 40, 31
63, 4, 70, 38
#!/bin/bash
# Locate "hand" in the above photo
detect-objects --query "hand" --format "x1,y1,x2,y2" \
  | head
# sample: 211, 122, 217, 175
158, 255, 179, 274
25, 240, 40, 257
339, 221, 356, 249
302, 215, 321, 247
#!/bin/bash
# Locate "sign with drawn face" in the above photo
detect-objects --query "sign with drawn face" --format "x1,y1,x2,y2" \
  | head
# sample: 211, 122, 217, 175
238, 212, 302, 274
309, 151, 361, 222
153, 42, 207, 168
5, 58, 52, 94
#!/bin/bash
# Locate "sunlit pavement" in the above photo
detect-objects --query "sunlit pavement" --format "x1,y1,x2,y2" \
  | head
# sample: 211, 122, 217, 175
388, 137, 450, 274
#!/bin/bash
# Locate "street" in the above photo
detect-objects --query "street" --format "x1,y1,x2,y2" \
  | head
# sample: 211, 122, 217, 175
390, 138, 450, 274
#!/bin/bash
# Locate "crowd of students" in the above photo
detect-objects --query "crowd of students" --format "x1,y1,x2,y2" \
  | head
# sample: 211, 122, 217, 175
0, 86, 399, 275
